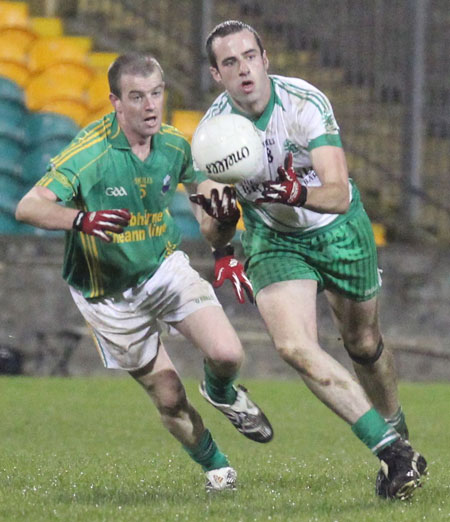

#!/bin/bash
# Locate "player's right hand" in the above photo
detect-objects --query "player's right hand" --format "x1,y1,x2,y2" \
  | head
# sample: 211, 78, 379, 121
190, 186, 240, 225
72, 209, 131, 242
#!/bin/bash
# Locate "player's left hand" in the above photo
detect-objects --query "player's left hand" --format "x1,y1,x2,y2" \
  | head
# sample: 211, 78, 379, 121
190, 186, 240, 225
213, 245, 254, 304
256, 152, 308, 207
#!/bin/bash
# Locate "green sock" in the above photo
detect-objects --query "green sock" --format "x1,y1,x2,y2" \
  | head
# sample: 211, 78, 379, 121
351, 408, 400, 455
204, 361, 237, 404
183, 429, 229, 471
385, 406, 409, 440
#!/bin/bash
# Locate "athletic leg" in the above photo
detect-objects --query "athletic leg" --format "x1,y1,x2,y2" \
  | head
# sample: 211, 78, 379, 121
325, 292, 405, 428
172, 305, 273, 443
129, 340, 236, 490
256, 279, 374, 424
324, 291, 427, 496
129, 339, 207, 447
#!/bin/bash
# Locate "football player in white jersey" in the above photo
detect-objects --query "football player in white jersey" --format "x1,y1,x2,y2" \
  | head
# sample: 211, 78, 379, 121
191, 20, 427, 499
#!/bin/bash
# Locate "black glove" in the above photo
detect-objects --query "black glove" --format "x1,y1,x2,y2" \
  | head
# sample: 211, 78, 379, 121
190, 186, 240, 226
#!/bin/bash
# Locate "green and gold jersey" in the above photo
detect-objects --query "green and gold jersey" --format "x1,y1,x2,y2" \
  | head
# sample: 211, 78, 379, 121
37, 112, 207, 298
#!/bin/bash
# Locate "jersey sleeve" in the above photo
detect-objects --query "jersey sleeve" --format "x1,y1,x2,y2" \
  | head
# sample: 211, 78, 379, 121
35, 152, 80, 202
300, 91, 342, 151
179, 140, 208, 184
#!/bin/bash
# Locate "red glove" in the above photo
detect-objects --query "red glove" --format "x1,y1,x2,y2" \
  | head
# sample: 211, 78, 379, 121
73, 209, 131, 242
190, 186, 240, 226
256, 152, 307, 206
213, 245, 254, 304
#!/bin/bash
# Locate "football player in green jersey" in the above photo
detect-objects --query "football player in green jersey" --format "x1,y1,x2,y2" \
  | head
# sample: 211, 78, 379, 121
190, 21, 427, 499
15, 52, 273, 492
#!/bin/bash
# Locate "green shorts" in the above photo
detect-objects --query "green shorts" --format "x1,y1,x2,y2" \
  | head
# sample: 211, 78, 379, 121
241, 197, 381, 301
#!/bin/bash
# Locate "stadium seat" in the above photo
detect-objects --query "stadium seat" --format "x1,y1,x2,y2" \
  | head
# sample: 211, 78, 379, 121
30, 17, 63, 37
22, 138, 73, 184
0, 1, 29, 30
0, 97, 27, 125
38, 99, 89, 127
0, 116, 25, 143
84, 102, 112, 126
88, 52, 119, 72
26, 72, 88, 111
0, 76, 24, 104
169, 190, 200, 238
0, 209, 24, 233
87, 73, 110, 111
0, 97, 27, 127
0, 135, 24, 163
38, 61, 93, 88
28, 36, 92, 74
171, 110, 203, 141
0, 170, 26, 212
0, 60, 29, 87
0, 28, 33, 87
25, 112, 79, 148
0, 25, 37, 51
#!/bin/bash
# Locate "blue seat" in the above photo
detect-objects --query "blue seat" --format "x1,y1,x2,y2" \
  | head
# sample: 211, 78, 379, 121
0, 76, 25, 105
0, 171, 26, 213
0, 98, 27, 125
22, 138, 73, 184
0, 117, 25, 144
0, 210, 25, 234
0, 135, 24, 164
25, 112, 80, 147
0, 209, 41, 235
169, 190, 200, 239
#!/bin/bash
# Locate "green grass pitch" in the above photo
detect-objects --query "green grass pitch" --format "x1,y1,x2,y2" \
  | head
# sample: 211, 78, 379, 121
0, 377, 448, 521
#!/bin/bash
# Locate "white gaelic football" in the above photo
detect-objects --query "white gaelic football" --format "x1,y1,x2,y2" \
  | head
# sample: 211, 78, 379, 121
191, 113, 263, 183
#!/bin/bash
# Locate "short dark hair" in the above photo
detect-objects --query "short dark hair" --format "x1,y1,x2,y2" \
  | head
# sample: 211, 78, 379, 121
108, 52, 164, 98
206, 20, 264, 69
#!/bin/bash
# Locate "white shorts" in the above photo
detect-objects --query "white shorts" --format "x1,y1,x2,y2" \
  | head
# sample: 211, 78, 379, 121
70, 251, 221, 371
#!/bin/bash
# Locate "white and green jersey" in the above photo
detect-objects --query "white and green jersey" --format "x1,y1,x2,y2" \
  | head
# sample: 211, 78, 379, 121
203, 75, 352, 233
36, 112, 206, 299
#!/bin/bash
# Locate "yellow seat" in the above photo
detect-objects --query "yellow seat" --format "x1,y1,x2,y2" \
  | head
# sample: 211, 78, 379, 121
0, 1, 29, 29
171, 110, 203, 142
31, 17, 63, 37
0, 26, 37, 53
39, 62, 94, 88
28, 36, 91, 74
0, 60, 29, 87
83, 102, 113, 126
372, 222, 387, 247
64, 35, 92, 53
26, 72, 88, 111
88, 52, 119, 73
87, 73, 110, 110
0, 37, 28, 65
39, 99, 89, 127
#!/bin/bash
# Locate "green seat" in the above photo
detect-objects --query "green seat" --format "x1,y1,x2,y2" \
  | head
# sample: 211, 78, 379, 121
25, 112, 80, 147
0, 76, 25, 105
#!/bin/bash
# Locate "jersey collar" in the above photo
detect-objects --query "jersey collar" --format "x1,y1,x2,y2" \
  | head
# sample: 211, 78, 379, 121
107, 113, 130, 149
107, 112, 161, 151
228, 77, 283, 131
